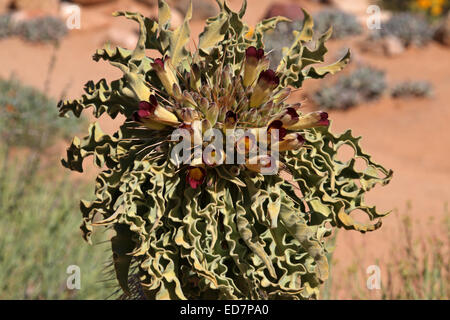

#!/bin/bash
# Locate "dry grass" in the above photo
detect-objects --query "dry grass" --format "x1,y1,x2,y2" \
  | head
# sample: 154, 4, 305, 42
322, 206, 450, 299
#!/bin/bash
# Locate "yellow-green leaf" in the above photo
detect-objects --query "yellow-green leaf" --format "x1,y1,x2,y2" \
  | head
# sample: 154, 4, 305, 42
168, 1, 192, 67
199, 13, 229, 54
158, 0, 171, 29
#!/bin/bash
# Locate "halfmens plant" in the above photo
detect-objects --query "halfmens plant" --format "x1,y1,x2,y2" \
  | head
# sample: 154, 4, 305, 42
59, 0, 392, 300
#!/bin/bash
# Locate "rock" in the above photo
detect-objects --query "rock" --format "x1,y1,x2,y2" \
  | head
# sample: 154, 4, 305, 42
359, 36, 405, 56
170, 0, 218, 20
105, 27, 139, 49
383, 35, 405, 56
263, 3, 304, 21
434, 12, 450, 46
359, 39, 383, 55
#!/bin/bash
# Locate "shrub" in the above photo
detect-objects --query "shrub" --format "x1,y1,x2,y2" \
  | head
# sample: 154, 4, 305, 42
16, 16, 68, 43
313, 66, 387, 110
0, 14, 13, 39
58, 1, 392, 300
391, 81, 433, 98
370, 13, 434, 47
0, 14, 67, 43
0, 77, 80, 149
313, 9, 362, 39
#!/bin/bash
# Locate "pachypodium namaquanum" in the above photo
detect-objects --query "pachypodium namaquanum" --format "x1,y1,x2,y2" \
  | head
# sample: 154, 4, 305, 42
59, 0, 393, 300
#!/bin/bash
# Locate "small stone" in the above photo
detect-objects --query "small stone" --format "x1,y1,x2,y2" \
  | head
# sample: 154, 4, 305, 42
359, 36, 405, 56
263, 3, 304, 21
359, 38, 384, 55
383, 35, 405, 56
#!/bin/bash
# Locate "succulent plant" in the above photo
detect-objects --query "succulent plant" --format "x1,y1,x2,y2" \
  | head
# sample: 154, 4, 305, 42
313, 9, 362, 39
370, 13, 434, 47
313, 66, 387, 110
391, 80, 433, 98
59, 0, 392, 300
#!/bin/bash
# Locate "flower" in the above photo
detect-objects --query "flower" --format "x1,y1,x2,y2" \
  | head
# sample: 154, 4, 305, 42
431, 4, 443, 16
245, 26, 254, 39
274, 132, 305, 152
275, 108, 299, 127
250, 69, 280, 107
133, 95, 179, 128
186, 166, 206, 189
286, 111, 329, 130
224, 111, 237, 129
179, 108, 200, 123
417, 0, 432, 9
272, 88, 291, 104
243, 47, 266, 87
151, 57, 179, 95
267, 120, 287, 141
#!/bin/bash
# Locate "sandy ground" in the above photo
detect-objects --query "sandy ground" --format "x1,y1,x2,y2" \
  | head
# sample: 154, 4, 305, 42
1, 0, 449, 299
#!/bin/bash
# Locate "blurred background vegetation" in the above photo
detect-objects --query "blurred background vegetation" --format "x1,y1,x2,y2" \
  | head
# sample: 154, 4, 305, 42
321, 210, 449, 299
0, 76, 111, 299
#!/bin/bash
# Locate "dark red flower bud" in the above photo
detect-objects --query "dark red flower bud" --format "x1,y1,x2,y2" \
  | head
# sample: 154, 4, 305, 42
152, 58, 165, 70
225, 110, 237, 128
258, 69, 280, 88
286, 111, 330, 130
267, 120, 287, 140
318, 112, 329, 126
245, 46, 265, 61
244, 47, 266, 87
